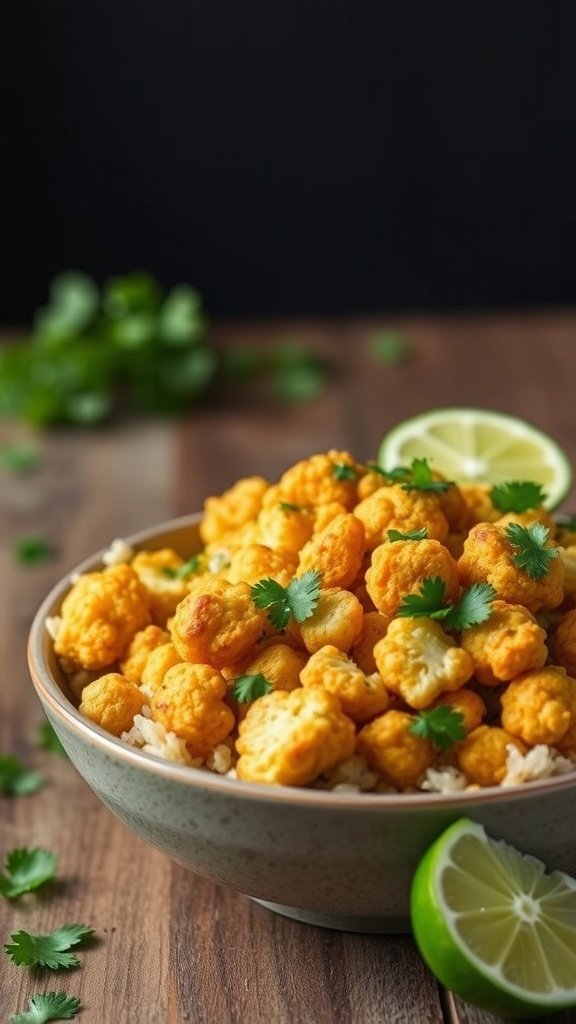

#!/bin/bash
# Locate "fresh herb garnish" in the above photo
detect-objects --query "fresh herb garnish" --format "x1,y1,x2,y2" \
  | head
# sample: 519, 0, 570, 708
10, 992, 81, 1023
364, 462, 411, 482
230, 674, 273, 703
278, 501, 305, 513
36, 722, 67, 758
401, 458, 452, 494
490, 481, 547, 514
505, 522, 559, 580
251, 570, 322, 629
0, 848, 57, 899
0, 756, 43, 796
396, 578, 496, 630
161, 556, 200, 580
409, 707, 467, 750
5, 925, 94, 970
14, 535, 55, 567
331, 463, 359, 481
387, 528, 428, 542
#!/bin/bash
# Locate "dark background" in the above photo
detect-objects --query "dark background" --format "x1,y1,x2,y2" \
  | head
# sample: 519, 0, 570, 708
4, 2, 576, 321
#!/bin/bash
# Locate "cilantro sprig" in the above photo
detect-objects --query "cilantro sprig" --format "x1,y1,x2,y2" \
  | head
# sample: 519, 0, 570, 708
278, 501, 306, 513
396, 578, 496, 630
162, 556, 201, 580
231, 674, 272, 703
387, 527, 428, 542
10, 992, 81, 1023
409, 707, 467, 750
5, 925, 94, 970
505, 522, 559, 580
490, 480, 547, 514
0, 756, 44, 796
331, 462, 359, 481
251, 570, 322, 629
365, 463, 410, 482
0, 848, 57, 899
401, 458, 452, 494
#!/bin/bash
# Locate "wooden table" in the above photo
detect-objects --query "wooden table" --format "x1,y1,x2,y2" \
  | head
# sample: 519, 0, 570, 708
2, 315, 576, 1024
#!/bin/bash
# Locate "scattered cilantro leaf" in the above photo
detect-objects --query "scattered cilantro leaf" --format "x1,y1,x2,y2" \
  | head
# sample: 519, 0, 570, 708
365, 462, 411, 482
10, 992, 81, 1024
490, 481, 547, 514
161, 556, 200, 580
409, 707, 467, 750
230, 674, 272, 703
278, 501, 305, 513
396, 577, 452, 620
5, 924, 94, 969
14, 535, 55, 567
367, 330, 410, 365
443, 583, 497, 630
331, 462, 359, 481
251, 570, 321, 629
387, 528, 428, 543
396, 579, 496, 630
0, 848, 57, 899
36, 722, 67, 758
0, 756, 43, 796
0, 444, 41, 473
401, 457, 452, 493
506, 522, 559, 580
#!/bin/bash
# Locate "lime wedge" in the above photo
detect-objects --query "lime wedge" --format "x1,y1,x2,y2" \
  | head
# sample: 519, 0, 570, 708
378, 408, 572, 509
410, 818, 576, 1018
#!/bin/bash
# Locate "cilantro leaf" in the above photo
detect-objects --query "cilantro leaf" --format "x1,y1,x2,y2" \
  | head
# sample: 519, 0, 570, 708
231, 674, 272, 703
506, 522, 559, 580
409, 707, 467, 750
10, 992, 81, 1023
36, 722, 67, 758
251, 571, 321, 629
396, 577, 451, 620
278, 501, 305, 513
0, 756, 44, 796
367, 330, 409, 365
331, 462, 359, 481
490, 481, 547, 514
161, 556, 200, 580
14, 535, 55, 567
401, 457, 452, 493
396, 579, 496, 630
366, 463, 410, 482
0, 444, 41, 473
387, 528, 428, 543
0, 848, 57, 899
5, 924, 94, 969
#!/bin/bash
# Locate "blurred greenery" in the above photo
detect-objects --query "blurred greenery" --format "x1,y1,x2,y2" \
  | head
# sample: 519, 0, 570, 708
367, 329, 409, 365
0, 271, 330, 426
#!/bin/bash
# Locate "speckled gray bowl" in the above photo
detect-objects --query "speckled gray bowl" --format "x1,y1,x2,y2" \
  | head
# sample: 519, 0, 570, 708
28, 515, 576, 933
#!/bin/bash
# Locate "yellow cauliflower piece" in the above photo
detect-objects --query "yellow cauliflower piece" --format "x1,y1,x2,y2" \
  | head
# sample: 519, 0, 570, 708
455, 725, 526, 786
351, 611, 391, 674
458, 523, 564, 612
131, 548, 194, 625
312, 502, 350, 532
120, 625, 170, 684
79, 672, 147, 736
373, 618, 474, 709
365, 538, 460, 618
240, 642, 306, 692
459, 483, 501, 528
300, 644, 389, 722
287, 587, 364, 653
257, 503, 314, 554
494, 508, 556, 533
226, 544, 297, 587
276, 450, 360, 509
200, 476, 269, 546
354, 484, 448, 551
436, 480, 469, 534
433, 689, 486, 733
500, 666, 576, 745
151, 663, 235, 758
171, 578, 267, 669
460, 600, 548, 686
550, 609, 576, 675
235, 687, 356, 786
55, 564, 151, 671
140, 642, 183, 694
558, 547, 576, 599
356, 710, 435, 789
297, 513, 365, 589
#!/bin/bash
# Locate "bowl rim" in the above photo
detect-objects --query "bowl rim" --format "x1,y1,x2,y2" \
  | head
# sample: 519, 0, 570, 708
28, 513, 576, 810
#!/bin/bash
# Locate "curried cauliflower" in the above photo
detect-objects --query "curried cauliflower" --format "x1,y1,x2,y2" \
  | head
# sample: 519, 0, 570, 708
171, 578, 267, 669
200, 476, 269, 546
257, 502, 314, 553
297, 513, 365, 589
373, 618, 474, 709
312, 502, 350, 533
235, 687, 356, 786
433, 689, 486, 733
500, 666, 576, 746
460, 600, 548, 686
455, 725, 526, 787
458, 523, 564, 612
354, 484, 449, 551
79, 672, 147, 736
300, 644, 389, 722
120, 625, 170, 684
549, 609, 576, 676
356, 710, 436, 788
351, 611, 391, 674
558, 547, 576, 600
150, 663, 235, 758
131, 548, 195, 625
365, 539, 460, 618
276, 450, 360, 509
236, 643, 307, 694
226, 543, 297, 587
140, 642, 183, 695
459, 483, 502, 527
287, 586, 364, 653
55, 564, 151, 671
494, 508, 556, 533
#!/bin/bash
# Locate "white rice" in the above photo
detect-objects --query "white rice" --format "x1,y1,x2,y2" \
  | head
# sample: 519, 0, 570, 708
102, 537, 134, 566
206, 743, 233, 775
316, 755, 381, 793
208, 548, 232, 574
121, 709, 199, 767
421, 765, 469, 794
502, 743, 576, 787
45, 616, 62, 640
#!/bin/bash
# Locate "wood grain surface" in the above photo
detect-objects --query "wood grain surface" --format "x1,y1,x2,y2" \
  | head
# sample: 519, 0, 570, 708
2, 316, 576, 1024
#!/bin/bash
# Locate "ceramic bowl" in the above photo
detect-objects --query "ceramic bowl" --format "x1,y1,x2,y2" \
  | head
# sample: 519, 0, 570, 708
28, 515, 576, 933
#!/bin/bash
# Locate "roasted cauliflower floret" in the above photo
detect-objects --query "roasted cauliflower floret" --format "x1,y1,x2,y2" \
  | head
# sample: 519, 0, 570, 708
119, 625, 170, 684
312, 502, 350, 533
257, 503, 313, 554
436, 480, 469, 534
458, 523, 564, 612
455, 725, 526, 787
140, 642, 183, 694
356, 710, 435, 788
365, 539, 460, 618
200, 476, 269, 546
130, 548, 195, 625
300, 644, 389, 722
276, 450, 360, 510
238, 643, 307, 694
226, 544, 297, 587
558, 547, 576, 600
287, 587, 364, 653
150, 663, 235, 758
460, 600, 548, 686
549, 609, 576, 675
351, 611, 391, 674
494, 508, 556, 533
171, 578, 267, 669
354, 484, 449, 551
433, 689, 486, 733
459, 483, 501, 528
500, 666, 576, 746
79, 672, 147, 736
373, 618, 474, 710
235, 687, 356, 786
297, 514, 365, 589
55, 564, 151, 671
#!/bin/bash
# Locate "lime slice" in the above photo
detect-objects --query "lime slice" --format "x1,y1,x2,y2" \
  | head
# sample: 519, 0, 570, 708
410, 818, 576, 1018
378, 408, 571, 509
